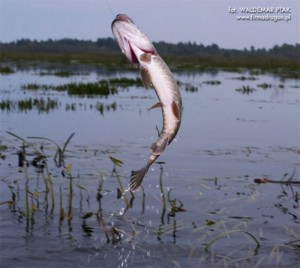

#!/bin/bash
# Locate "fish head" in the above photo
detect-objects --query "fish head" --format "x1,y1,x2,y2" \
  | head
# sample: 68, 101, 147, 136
112, 14, 156, 64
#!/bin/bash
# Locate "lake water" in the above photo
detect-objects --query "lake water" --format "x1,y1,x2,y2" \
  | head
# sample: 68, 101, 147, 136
0, 65, 299, 267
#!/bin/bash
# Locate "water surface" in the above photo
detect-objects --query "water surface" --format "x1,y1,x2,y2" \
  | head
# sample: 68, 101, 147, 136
0, 66, 299, 267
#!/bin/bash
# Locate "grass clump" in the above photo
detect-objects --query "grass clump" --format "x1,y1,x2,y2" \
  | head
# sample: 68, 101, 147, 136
0, 98, 59, 113
203, 80, 222, 85
257, 83, 272, 89
21, 77, 144, 97
236, 85, 256, 94
95, 102, 117, 115
59, 81, 117, 96
232, 76, 257, 81
0, 66, 14, 74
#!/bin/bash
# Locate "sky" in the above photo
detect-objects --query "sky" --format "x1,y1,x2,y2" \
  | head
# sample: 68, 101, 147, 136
0, 0, 299, 49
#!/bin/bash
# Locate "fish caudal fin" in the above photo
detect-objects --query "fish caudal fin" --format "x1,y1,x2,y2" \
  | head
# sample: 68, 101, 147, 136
130, 165, 150, 192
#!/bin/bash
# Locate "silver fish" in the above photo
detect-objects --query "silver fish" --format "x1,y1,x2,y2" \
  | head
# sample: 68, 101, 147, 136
112, 14, 182, 192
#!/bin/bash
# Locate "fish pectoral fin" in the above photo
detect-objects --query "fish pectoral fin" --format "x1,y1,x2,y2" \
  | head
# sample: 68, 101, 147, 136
140, 67, 152, 89
151, 136, 169, 155
130, 165, 150, 192
148, 102, 163, 110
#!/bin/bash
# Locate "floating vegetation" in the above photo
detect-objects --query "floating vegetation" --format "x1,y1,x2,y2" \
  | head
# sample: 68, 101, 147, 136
203, 80, 221, 85
235, 85, 256, 94
0, 66, 14, 74
257, 83, 272, 89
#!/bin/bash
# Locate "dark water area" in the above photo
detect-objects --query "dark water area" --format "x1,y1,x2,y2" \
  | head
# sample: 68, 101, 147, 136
0, 65, 299, 267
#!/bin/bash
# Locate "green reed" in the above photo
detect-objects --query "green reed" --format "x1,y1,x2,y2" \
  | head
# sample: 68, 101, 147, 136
109, 156, 131, 210
28, 132, 75, 168
158, 163, 167, 224
59, 183, 64, 221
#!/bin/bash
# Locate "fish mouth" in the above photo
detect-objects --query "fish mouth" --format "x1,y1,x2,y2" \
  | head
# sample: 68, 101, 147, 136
112, 14, 156, 64
112, 14, 134, 25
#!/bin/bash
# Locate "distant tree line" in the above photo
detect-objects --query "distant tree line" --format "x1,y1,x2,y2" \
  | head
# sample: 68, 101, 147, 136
1, 38, 299, 59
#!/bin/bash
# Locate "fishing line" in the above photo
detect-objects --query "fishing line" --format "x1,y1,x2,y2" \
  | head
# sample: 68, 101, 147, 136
104, 0, 115, 17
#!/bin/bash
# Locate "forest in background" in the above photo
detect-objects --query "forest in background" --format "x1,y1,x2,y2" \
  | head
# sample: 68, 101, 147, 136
1, 38, 299, 58
1, 38, 299, 74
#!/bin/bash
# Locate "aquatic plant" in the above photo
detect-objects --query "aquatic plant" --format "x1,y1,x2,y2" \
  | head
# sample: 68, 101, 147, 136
2, 129, 298, 267
185, 84, 198, 92
235, 85, 256, 94
204, 230, 260, 253
21, 77, 143, 97
257, 82, 272, 89
39, 70, 88, 77
28, 132, 75, 167
95, 101, 117, 115
0, 98, 118, 115
0, 99, 13, 111
203, 80, 222, 85
109, 156, 132, 211
0, 66, 14, 74
0, 98, 59, 113
158, 164, 167, 224
21, 83, 44, 90
232, 76, 257, 81
107, 77, 143, 87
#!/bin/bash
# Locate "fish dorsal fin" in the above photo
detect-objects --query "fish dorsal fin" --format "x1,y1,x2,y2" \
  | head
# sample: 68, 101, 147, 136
140, 67, 152, 89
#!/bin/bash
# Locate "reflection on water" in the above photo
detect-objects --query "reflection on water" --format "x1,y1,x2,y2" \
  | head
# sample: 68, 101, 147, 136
0, 66, 299, 267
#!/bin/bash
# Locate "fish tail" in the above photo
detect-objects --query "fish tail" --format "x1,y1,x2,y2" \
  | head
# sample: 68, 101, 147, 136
130, 154, 158, 192
130, 164, 150, 192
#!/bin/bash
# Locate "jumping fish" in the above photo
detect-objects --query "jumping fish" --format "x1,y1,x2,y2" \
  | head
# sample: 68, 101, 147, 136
112, 14, 182, 192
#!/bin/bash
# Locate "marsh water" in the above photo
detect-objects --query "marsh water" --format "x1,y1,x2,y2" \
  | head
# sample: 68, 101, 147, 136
0, 64, 299, 267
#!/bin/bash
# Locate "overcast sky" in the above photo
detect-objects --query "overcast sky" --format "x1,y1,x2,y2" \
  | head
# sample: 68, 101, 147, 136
0, 0, 299, 49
